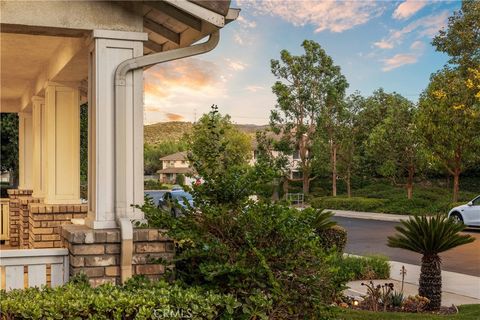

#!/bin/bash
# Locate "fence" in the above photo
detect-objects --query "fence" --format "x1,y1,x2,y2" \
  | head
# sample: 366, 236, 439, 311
286, 193, 304, 207
0, 248, 69, 291
0, 198, 9, 241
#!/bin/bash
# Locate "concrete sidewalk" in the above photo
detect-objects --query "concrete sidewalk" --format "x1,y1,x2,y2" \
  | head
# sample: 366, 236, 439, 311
344, 259, 480, 306
346, 279, 480, 306
330, 209, 409, 222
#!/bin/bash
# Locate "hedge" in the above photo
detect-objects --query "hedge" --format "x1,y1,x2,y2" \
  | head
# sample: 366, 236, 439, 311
0, 277, 239, 320
317, 225, 347, 252
311, 197, 387, 212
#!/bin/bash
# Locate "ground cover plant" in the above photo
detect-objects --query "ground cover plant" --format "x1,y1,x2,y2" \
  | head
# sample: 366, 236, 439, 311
310, 182, 476, 215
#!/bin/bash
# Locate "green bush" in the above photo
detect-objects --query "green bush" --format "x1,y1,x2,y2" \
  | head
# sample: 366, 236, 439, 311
144, 179, 167, 190
141, 201, 341, 319
311, 197, 387, 212
317, 225, 347, 252
331, 255, 390, 283
0, 277, 239, 320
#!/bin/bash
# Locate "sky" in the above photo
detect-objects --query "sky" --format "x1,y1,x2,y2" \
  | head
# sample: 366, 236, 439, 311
143, 0, 460, 125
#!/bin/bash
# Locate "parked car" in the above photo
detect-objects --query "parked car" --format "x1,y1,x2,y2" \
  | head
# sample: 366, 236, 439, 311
448, 195, 480, 227
144, 190, 166, 207
159, 190, 194, 217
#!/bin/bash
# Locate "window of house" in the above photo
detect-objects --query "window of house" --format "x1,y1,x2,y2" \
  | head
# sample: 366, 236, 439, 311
293, 150, 300, 160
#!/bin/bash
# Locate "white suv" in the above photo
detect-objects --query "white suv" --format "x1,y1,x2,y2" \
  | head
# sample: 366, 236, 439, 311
448, 195, 480, 227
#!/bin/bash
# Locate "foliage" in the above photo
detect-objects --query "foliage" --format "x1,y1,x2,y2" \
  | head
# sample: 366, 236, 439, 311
310, 182, 477, 215
331, 255, 390, 282
432, 0, 480, 72
387, 215, 475, 310
317, 225, 347, 252
144, 140, 188, 175
0, 113, 18, 185
142, 197, 342, 319
144, 179, 167, 190
186, 106, 255, 208
0, 277, 240, 320
360, 281, 395, 312
337, 304, 480, 319
270, 40, 348, 195
402, 295, 430, 313
175, 173, 185, 186
417, 66, 480, 201
365, 95, 423, 199
311, 196, 387, 212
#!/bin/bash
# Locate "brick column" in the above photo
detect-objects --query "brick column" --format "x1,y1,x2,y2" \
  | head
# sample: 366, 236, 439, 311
61, 225, 174, 286
7, 189, 33, 247
19, 197, 40, 248
29, 203, 87, 248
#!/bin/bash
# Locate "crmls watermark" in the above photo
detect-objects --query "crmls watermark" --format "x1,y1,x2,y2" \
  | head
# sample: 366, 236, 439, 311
153, 309, 193, 319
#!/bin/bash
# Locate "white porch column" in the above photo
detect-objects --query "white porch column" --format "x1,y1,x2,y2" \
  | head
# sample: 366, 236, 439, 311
86, 30, 146, 229
43, 83, 81, 204
32, 96, 46, 198
18, 112, 33, 190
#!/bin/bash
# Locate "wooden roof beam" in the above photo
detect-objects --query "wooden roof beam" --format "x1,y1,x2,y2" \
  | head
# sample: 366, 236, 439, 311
144, 17, 180, 45
144, 39, 164, 53
146, 2, 202, 32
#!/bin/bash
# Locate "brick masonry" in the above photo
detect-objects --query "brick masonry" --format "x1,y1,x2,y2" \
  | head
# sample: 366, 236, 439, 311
61, 225, 174, 287
7, 189, 33, 247
29, 203, 87, 249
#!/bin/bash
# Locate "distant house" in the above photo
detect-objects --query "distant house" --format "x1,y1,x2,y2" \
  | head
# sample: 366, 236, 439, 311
158, 152, 194, 184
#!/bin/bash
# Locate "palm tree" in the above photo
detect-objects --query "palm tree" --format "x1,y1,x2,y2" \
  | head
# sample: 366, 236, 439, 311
387, 215, 474, 310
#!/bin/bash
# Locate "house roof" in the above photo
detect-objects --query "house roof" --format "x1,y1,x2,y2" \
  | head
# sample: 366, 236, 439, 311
160, 151, 188, 161
158, 167, 193, 174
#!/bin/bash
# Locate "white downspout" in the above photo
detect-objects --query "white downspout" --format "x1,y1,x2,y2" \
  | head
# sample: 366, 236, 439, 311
114, 31, 220, 283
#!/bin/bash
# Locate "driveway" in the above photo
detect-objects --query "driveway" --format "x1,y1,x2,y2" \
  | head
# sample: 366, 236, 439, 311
333, 216, 480, 277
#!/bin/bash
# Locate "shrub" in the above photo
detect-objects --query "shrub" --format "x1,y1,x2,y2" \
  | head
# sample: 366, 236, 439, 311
142, 202, 341, 319
0, 277, 239, 320
333, 255, 390, 281
311, 197, 387, 212
317, 225, 347, 252
144, 179, 167, 190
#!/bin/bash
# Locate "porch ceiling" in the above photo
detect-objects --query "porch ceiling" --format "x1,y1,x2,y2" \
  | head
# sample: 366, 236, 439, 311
0, 0, 239, 112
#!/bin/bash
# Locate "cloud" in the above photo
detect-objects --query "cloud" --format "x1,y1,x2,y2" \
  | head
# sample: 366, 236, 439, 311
382, 54, 418, 71
245, 85, 265, 92
381, 38, 426, 72
165, 113, 185, 121
237, 15, 257, 29
237, 0, 385, 33
373, 40, 394, 49
226, 58, 248, 71
373, 11, 449, 49
392, 0, 428, 20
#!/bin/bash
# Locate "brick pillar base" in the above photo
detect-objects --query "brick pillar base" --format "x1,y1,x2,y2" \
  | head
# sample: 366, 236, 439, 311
29, 203, 88, 248
7, 189, 33, 247
19, 197, 40, 248
61, 225, 174, 287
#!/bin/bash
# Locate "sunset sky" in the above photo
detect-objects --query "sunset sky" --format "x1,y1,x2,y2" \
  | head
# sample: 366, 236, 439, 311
143, 0, 460, 125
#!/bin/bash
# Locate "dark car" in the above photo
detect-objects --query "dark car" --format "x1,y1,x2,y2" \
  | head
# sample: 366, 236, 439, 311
144, 190, 166, 207
159, 190, 194, 217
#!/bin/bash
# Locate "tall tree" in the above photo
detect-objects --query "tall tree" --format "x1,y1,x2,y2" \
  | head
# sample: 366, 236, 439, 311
270, 40, 348, 195
0, 113, 19, 186
336, 93, 364, 198
366, 96, 422, 199
432, 0, 479, 74
187, 105, 253, 207
417, 67, 480, 202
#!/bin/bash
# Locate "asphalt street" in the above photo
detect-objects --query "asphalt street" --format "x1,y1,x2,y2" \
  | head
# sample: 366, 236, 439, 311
333, 216, 480, 277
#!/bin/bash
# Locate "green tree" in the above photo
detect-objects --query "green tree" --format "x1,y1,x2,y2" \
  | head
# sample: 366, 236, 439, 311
270, 40, 348, 195
417, 67, 480, 202
187, 105, 252, 207
366, 94, 422, 199
0, 113, 19, 185
335, 93, 363, 198
432, 0, 479, 73
388, 215, 474, 310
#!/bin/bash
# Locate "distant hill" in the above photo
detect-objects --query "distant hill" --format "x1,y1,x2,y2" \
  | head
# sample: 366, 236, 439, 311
144, 121, 268, 145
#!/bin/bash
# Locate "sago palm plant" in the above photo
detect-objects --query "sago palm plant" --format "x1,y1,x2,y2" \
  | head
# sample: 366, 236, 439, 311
387, 214, 474, 310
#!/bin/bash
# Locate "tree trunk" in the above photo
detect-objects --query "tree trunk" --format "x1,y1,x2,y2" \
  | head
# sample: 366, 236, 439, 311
303, 174, 310, 195
406, 165, 414, 200
346, 168, 351, 198
331, 144, 337, 197
283, 178, 289, 197
419, 254, 442, 311
453, 170, 460, 203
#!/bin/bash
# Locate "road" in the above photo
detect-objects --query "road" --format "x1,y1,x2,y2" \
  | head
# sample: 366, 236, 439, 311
333, 216, 480, 277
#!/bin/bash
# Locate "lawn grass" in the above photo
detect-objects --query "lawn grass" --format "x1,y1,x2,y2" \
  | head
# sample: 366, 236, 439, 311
336, 304, 480, 320
310, 183, 478, 215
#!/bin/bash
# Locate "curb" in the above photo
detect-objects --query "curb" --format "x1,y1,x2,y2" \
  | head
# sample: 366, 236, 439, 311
330, 209, 409, 222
